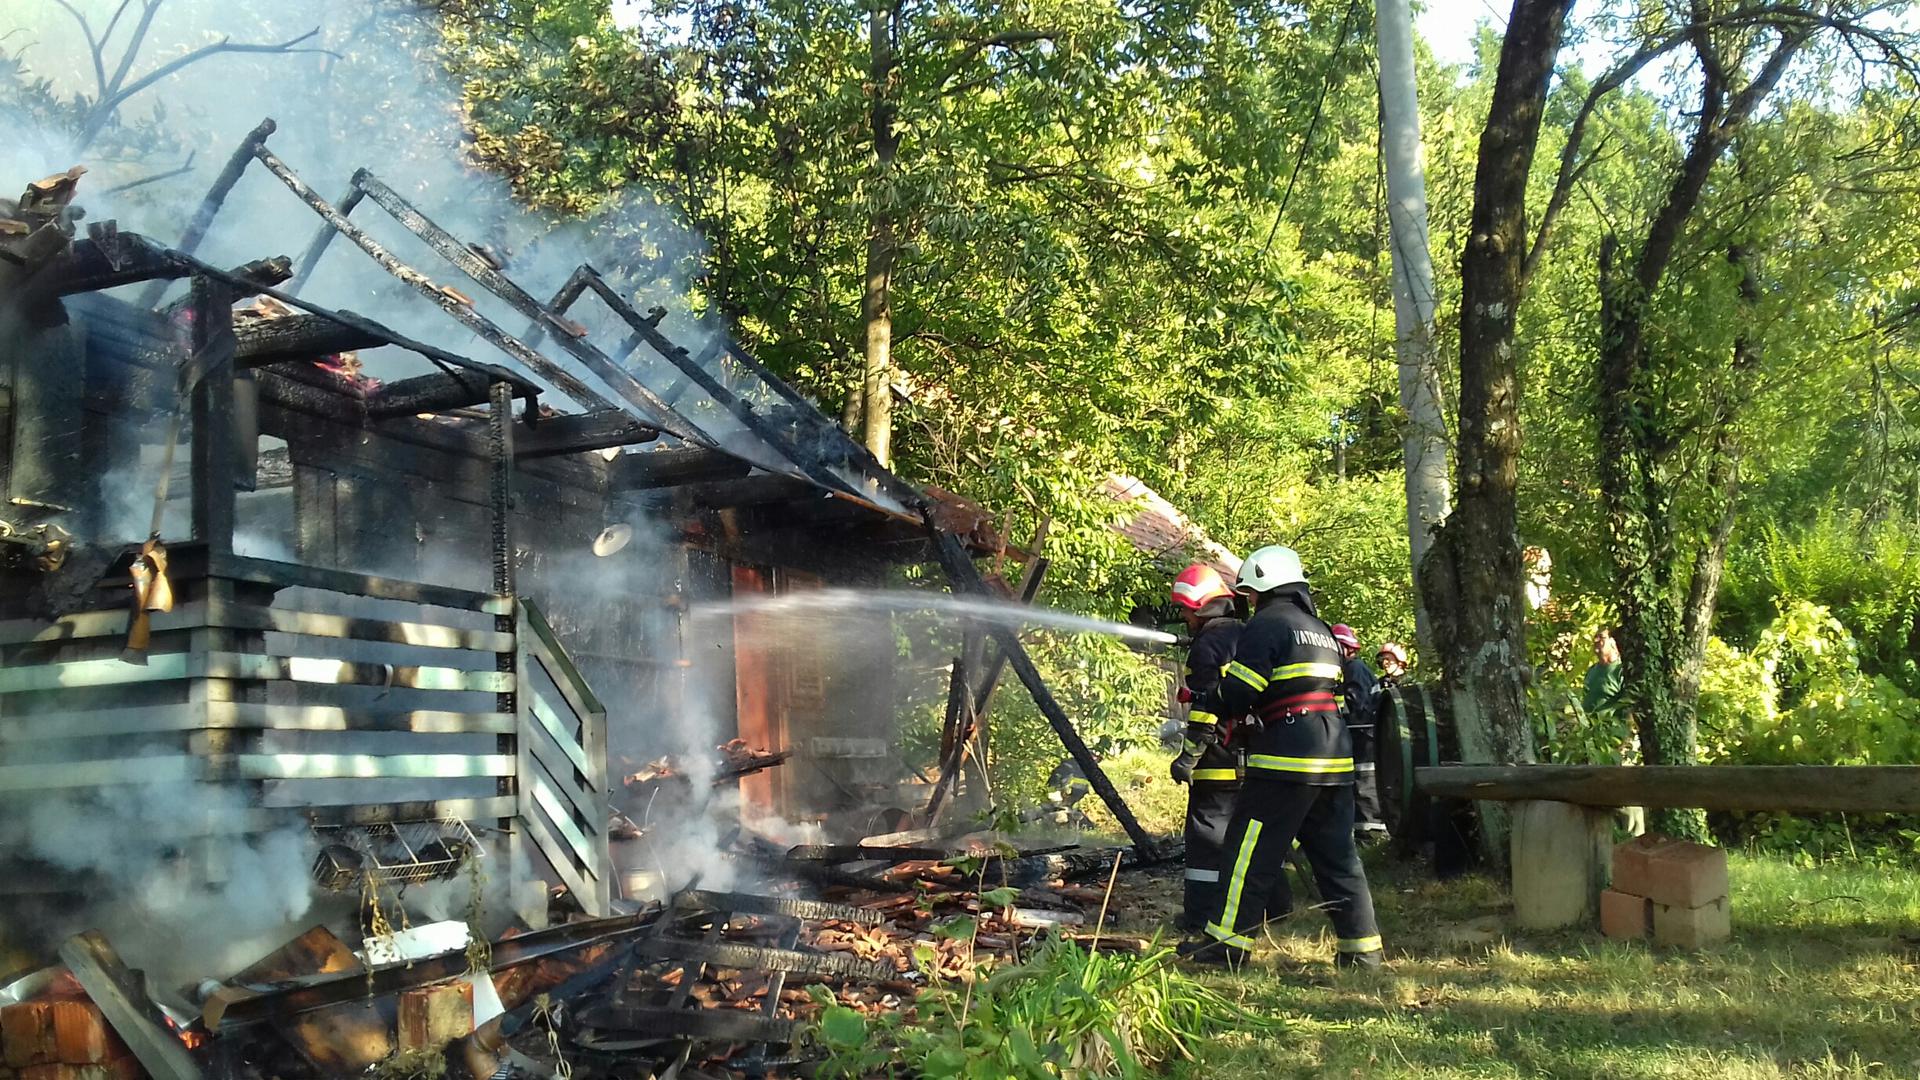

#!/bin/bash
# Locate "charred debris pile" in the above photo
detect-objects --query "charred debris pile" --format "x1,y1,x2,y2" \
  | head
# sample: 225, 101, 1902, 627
0, 824, 1160, 1080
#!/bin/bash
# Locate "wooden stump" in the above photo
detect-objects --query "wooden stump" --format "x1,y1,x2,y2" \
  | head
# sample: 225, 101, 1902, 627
1511, 800, 1612, 930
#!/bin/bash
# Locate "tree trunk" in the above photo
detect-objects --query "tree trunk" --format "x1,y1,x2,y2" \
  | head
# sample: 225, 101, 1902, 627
1675, 446, 1738, 709
1594, 34, 1803, 838
1418, 0, 1575, 867
1374, 0, 1453, 663
861, 1, 901, 467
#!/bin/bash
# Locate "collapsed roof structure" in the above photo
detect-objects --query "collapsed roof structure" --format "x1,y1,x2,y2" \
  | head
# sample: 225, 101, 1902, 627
0, 118, 1164, 1076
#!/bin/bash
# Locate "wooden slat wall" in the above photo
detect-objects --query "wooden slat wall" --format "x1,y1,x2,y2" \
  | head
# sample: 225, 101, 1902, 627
514, 600, 613, 916
0, 558, 521, 834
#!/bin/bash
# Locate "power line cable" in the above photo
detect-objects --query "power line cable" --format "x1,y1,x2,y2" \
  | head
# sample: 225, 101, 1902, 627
1259, 0, 1368, 257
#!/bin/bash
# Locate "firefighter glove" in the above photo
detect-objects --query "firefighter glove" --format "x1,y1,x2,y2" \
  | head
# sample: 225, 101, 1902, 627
1169, 752, 1196, 785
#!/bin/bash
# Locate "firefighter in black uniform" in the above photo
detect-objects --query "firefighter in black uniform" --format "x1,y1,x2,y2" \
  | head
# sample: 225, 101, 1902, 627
1331, 624, 1388, 842
1179, 545, 1383, 969
1166, 563, 1293, 930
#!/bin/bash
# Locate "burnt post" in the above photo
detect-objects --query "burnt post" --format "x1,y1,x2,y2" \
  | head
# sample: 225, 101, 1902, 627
189, 275, 239, 554
922, 514, 1157, 854
490, 380, 534, 922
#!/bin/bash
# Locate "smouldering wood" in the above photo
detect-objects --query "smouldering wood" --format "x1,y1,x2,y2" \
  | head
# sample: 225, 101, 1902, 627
235, 313, 385, 367
513, 407, 661, 459
58, 931, 206, 1080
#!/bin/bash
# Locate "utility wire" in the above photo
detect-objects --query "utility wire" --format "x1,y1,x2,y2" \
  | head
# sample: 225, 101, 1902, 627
1259, 0, 1367, 257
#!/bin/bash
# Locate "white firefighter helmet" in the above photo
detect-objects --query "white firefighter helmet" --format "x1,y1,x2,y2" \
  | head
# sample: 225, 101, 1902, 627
1235, 545, 1306, 593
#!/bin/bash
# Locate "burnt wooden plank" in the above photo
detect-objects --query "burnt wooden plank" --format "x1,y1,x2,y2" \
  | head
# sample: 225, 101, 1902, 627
627, 938, 891, 981
608, 448, 752, 491
347, 170, 710, 447
58, 931, 205, 1080
673, 890, 884, 926
365, 371, 495, 418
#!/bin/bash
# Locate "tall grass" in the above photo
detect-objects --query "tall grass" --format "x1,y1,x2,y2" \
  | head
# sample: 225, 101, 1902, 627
810, 935, 1275, 1078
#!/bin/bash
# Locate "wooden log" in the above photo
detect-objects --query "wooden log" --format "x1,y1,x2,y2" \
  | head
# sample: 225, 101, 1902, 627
512, 408, 660, 459
235, 314, 385, 367
1510, 800, 1612, 930
365, 371, 495, 418
56, 932, 202, 1080
1414, 764, 1920, 814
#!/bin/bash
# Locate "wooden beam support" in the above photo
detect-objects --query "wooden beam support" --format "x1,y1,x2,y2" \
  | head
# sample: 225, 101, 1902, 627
189, 276, 238, 554
513, 408, 661, 459
1415, 764, 1920, 814
923, 515, 1157, 853
343, 170, 712, 447
366, 371, 496, 419
250, 150, 611, 419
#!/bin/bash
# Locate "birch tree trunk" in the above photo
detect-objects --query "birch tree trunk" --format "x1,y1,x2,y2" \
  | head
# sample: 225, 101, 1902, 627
861, 1, 900, 466
1374, 0, 1452, 661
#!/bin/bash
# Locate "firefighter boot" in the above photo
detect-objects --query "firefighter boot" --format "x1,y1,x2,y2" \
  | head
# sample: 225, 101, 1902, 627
1176, 937, 1250, 968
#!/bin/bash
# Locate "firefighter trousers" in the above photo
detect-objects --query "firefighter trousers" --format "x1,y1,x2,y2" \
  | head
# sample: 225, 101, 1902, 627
1184, 780, 1292, 927
1350, 725, 1386, 833
1204, 778, 1381, 960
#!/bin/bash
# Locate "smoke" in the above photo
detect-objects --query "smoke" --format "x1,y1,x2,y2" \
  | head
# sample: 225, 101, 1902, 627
0, 0, 743, 409
0, 774, 320, 994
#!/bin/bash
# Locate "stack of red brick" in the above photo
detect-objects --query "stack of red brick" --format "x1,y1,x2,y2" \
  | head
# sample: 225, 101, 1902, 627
1600, 836, 1731, 948
0, 983, 142, 1080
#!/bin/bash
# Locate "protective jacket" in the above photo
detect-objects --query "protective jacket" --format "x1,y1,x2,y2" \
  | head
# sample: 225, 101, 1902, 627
1182, 614, 1244, 782
1201, 585, 1352, 785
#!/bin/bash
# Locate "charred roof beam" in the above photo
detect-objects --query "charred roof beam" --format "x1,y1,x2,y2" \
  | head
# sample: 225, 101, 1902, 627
339, 168, 714, 449
129, 235, 543, 410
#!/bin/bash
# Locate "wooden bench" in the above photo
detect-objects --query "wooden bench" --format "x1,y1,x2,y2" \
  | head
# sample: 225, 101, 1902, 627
1413, 765, 1920, 928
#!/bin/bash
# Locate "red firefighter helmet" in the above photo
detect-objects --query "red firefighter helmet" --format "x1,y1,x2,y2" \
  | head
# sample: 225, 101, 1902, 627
1170, 564, 1233, 611
1330, 623, 1361, 654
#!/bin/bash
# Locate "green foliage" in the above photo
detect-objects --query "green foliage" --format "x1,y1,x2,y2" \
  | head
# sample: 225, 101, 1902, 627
809, 936, 1273, 1078
1698, 600, 1920, 768
1720, 512, 1920, 697
1694, 600, 1920, 860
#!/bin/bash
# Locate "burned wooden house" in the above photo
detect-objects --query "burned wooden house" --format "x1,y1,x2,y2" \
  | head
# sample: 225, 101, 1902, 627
0, 121, 1037, 931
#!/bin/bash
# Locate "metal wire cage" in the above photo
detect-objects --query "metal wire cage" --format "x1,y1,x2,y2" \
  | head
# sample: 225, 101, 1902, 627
309, 818, 483, 891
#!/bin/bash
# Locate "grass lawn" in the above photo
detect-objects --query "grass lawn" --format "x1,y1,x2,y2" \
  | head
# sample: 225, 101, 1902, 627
1178, 852, 1920, 1079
